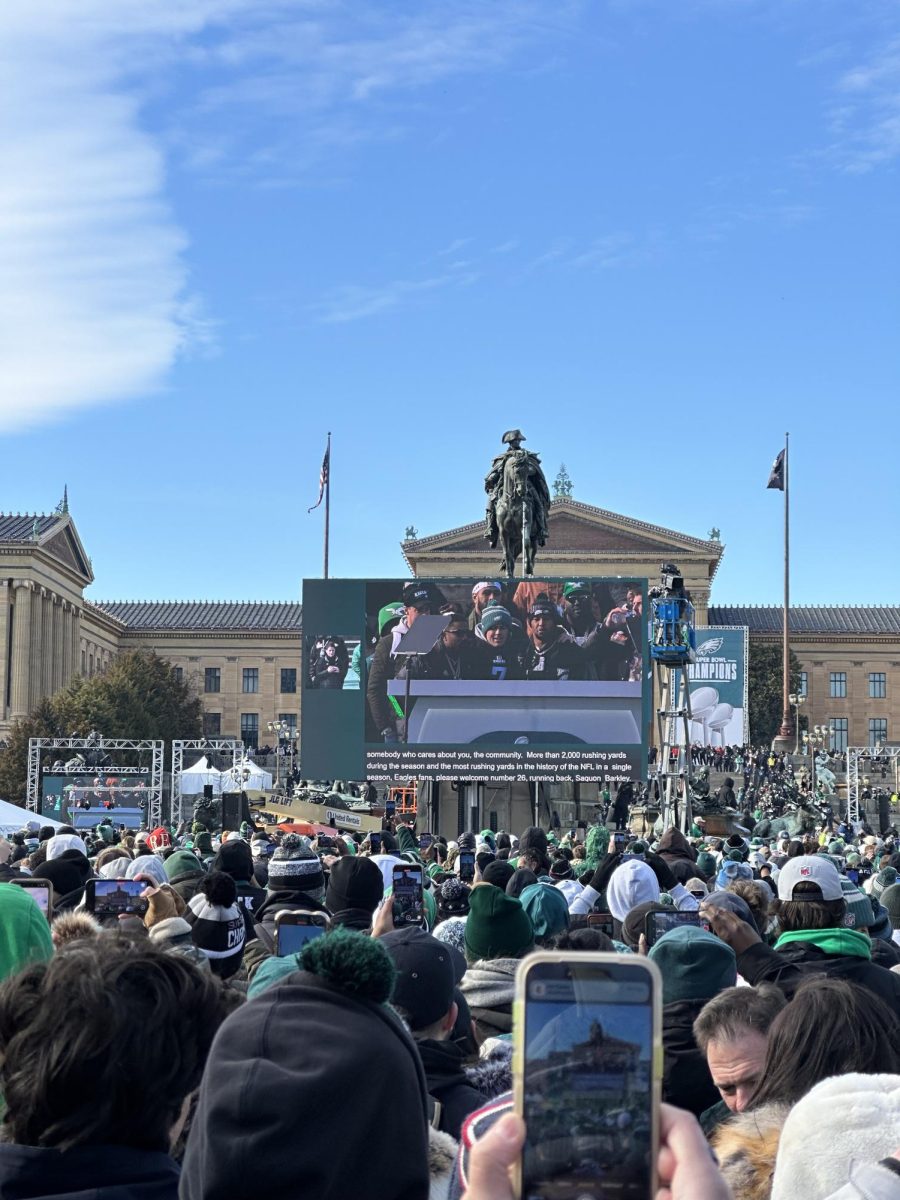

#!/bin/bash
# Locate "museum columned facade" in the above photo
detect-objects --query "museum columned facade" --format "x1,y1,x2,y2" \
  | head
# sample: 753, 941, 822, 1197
1, 501, 897, 757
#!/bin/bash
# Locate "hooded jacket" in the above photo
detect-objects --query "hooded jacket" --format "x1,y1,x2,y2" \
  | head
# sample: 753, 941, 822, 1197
181, 969, 430, 1200
416, 1038, 486, 1140
0, 1143, 180, 1200
0, 882, 53, 983
656, 828, 697, 867
659, 998, 721, 1117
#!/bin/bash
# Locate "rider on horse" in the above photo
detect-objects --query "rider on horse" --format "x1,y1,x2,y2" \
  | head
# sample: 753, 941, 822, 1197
483, 429, 551, 549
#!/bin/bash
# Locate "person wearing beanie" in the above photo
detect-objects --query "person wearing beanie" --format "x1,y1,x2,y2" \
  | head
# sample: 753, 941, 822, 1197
163, 849, 206, 904
870, 866, 899, 901
0, 882, 53, 983
695, 850, 718, 881
126, 855, 168, 887
480, 859, 515, 891
181, 928, 430, 1200
706, 854, 900, 1005
516, 826, 550, 875
185, 872, 246, 980
212, 840, 266, 934
519, 882, 569, 946
437, 877, 471, 921
243, 835, 330, 972
715, 860, 753, 890
325, 856, 384, 931
460, 886, 534, 1045
32, 850, 92, 912
505, 867, 538, 898
648, 927, 738, 1117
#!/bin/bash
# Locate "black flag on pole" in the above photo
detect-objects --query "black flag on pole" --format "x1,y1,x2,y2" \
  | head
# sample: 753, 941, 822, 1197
308, 443, 330, 512
766, 448, 785, 491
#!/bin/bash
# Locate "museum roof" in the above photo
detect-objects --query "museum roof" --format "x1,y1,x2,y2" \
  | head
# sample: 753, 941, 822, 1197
709, 606, 900, 636
0, 513, 62, 541
91, 601, 303, 632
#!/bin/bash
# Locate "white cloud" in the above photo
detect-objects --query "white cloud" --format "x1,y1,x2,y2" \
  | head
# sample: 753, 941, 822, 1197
827, 37, 900, 172
312, 270, 478, 324
0, 3, 238, 432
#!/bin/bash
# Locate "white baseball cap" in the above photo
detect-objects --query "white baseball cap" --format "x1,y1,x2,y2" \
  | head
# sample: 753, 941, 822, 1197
777, 856, 844, 903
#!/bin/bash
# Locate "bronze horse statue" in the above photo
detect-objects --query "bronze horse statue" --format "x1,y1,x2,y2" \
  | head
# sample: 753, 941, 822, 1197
495, 450, 542, 576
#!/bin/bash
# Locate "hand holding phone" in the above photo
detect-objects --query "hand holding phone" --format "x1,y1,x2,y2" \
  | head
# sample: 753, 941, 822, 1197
392, 864, 424, 927
274, 911, 330, 956
10, 878, 52, 919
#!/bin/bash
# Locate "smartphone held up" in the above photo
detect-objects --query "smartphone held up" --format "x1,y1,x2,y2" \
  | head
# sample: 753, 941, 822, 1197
514, 952, 661, 1200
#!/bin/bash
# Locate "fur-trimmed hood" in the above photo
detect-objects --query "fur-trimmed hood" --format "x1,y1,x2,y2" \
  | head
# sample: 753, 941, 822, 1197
466, 1045, 512, 1100
713, 1101, 791, 1200
50, 909, 101, 949
428, 1126, 458, 1200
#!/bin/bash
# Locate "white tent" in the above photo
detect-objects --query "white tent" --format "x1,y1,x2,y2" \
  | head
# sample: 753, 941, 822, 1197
179, 756, 224, 796
222, 759, 273, 792
0, 799, 65, 835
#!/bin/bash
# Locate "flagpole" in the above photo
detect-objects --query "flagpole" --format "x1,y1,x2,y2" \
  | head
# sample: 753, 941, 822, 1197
323, 431, 331, 580
778, 431, 792, 743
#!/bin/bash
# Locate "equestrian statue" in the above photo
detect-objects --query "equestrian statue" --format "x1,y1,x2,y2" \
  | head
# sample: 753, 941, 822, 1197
484, 430, 551, 577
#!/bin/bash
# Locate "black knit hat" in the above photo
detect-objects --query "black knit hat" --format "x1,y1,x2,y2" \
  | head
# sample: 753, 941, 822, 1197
267, 834, 326, 902
482, 859, 515, 891
438, 877, 471, 917
506, 867, 539, 898
186, 872, 246, 979
212, 839, 254, 883
326, 856, 384, 916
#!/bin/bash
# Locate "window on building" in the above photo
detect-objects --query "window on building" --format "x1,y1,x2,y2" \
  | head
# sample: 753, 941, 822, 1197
203, 712, 221, 736
89, 654, 94, 677
242, 668, 259, 694
869, 672, 887, 699
280, 668, 297, 694
798, 671, 808, 698
173, 666, 183, 684
81, 650, 86, 674
241, 713, 259, 749
830, 718, 848, 753
829, 672, 847, 699
869, 718, 888, 747
204, 667, 221, 694
278, 713, 298, 732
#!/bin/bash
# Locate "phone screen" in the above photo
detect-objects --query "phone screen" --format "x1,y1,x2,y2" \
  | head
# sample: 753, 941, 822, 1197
613, 832, 629, 851
458, 851, 476, 882
11, 881, 51, 916
89, 879, 148, 917
587, 913, 614, 936
369, 832, 382, 854
418, 833, 433, 850
385, 800, 396, 818
276, 921, 326, 956
520, 958, 656, 1199
645, 910, 708, 947
392, 866, 424, 926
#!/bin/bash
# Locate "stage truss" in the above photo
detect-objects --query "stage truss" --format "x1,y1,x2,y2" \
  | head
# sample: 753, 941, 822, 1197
171, 738, 244, 825
845, 745, 900, 825
27, 737, 165, 826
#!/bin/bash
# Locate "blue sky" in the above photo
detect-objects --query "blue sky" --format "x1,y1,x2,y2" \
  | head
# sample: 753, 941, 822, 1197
1, 0, 897, 606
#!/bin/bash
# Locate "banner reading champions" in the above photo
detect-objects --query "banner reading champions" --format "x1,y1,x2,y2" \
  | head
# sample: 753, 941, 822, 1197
686, 626, 748, 747
301, 577, 649, 784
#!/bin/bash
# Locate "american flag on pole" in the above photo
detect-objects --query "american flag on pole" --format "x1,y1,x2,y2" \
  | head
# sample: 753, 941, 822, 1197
308, 442, 330, 512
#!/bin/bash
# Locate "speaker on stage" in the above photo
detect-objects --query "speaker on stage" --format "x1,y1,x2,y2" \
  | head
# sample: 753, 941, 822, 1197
221, 792, 242, 832
203, 784, 214, 800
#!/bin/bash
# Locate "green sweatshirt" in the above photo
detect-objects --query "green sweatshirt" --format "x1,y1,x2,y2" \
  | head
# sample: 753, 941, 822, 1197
775, 926, 872, 960
0, 882, 53, 982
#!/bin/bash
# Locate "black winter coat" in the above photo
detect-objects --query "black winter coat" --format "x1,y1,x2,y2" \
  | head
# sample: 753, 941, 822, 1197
416, 1039, 486, 1140
0, 1143, 179, 1200
737, 940, 900, 1005
660, 999, 720, 1118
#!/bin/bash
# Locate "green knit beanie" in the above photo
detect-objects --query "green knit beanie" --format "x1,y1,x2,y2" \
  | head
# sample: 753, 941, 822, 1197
696, 851, 717, 879
464, 885, 534, 962
164, 850, 204, 884
880, 883, 900, 929
647, 926, 736, 1005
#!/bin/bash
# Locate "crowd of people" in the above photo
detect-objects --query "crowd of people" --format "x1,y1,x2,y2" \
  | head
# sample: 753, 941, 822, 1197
1, 792, 899, 1199
366, 579, 642, 741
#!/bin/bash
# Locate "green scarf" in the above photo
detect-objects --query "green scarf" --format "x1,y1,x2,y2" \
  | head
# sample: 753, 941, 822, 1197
775, 927, 871, 960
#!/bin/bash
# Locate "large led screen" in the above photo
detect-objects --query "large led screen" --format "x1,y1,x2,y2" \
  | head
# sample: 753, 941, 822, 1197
301, 577, 649, 783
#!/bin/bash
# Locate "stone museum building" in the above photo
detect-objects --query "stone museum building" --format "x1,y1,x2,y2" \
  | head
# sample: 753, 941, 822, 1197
0, 500, 898, 756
